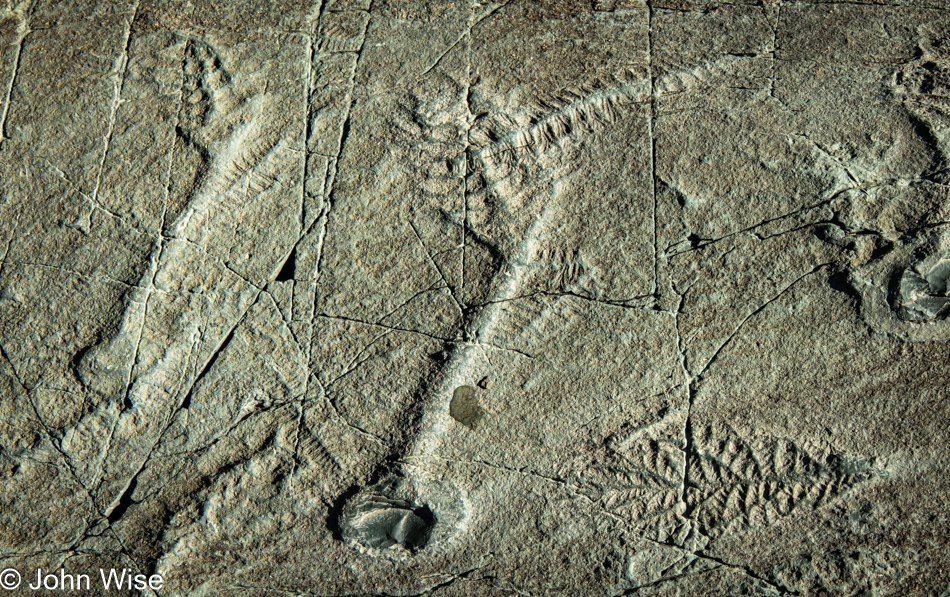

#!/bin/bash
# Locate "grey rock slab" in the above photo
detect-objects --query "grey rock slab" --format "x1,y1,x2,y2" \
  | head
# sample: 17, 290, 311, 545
1, 1, 950, 596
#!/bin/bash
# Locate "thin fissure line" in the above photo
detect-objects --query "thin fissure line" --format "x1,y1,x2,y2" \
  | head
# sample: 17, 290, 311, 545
409, 220, 465, 315
300, 31, 315, 235
419, 0, 510, 77
647, 0, 658, 298
301, 1, 373, 427
0, 0, 34, 152
90, 1, 141, 213
459, 0, 476, 313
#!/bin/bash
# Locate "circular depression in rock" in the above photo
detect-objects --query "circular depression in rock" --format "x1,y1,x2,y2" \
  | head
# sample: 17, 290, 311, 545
896, 253, 950, 321
344, 495, 436, 551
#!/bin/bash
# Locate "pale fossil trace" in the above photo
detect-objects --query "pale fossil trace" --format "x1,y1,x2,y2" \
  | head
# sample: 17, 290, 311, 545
0, 1, 949, 596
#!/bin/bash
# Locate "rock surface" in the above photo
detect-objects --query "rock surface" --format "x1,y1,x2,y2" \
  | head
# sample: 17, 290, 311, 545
1, 0, 949, 595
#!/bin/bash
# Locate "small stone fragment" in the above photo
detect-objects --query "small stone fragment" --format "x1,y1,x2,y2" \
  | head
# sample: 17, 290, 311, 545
346, 495, 435, 551
450, 385, 483, 429
899, 254, 950, 321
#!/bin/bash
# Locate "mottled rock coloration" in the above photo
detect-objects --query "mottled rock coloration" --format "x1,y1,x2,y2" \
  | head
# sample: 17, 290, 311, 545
1, 0, 949, 595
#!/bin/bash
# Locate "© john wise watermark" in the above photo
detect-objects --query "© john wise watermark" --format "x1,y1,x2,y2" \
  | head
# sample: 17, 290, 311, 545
0, 568, 164, 591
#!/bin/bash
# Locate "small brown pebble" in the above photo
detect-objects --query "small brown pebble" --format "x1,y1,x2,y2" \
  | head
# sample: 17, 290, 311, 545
450, 385, 483, 429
